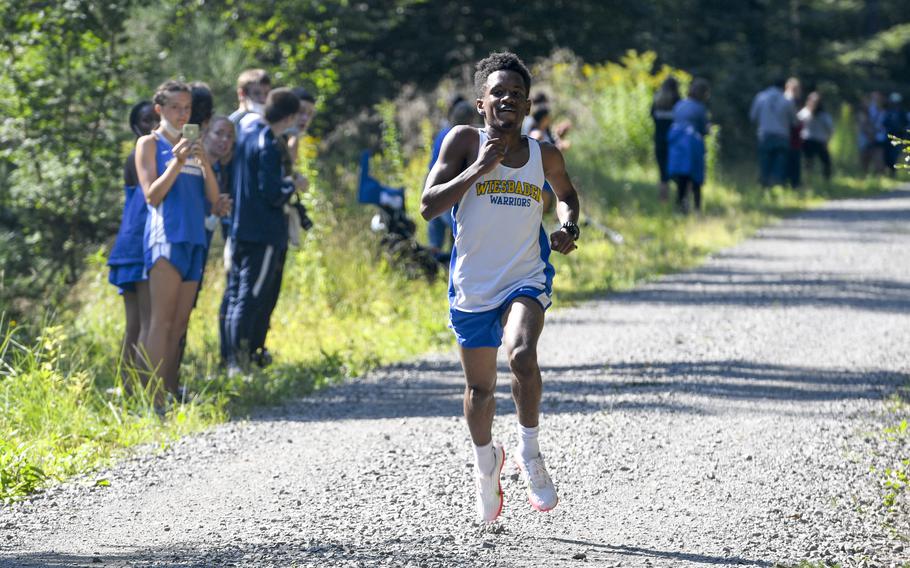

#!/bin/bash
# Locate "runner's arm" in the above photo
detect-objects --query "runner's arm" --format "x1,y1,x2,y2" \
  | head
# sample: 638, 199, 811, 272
421, 126, 503, 220
541, 143, 580, 255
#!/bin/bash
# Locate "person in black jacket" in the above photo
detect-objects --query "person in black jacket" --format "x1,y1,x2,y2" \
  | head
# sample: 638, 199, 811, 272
223, 88, 303, 375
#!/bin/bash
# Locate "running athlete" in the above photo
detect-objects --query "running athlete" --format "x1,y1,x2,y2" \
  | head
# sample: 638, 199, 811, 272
136, 80, 222, 401
420, 52, 581, 523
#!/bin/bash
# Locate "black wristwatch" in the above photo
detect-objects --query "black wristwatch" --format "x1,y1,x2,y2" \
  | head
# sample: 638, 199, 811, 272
561, 221, 580, 241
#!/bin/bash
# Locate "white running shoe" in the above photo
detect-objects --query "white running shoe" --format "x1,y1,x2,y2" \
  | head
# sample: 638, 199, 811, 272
474, 442, 505, 523
515, 453, 558, 512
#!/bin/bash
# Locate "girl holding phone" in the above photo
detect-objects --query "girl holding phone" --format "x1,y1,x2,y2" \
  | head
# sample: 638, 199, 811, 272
135, 80, 220, 403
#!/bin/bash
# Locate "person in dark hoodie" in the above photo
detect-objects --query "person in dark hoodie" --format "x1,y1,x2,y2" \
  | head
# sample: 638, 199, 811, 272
223, 88, 303, 375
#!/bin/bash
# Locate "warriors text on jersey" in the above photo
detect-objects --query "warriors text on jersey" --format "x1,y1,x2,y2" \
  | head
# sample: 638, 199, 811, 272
448, 129, 554, 313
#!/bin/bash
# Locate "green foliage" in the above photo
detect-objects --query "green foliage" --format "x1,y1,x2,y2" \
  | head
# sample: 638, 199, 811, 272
878, 392, 910, 511
830, 103, 861, 174
0, 319, 224, 502
837, 22, 910, 65
121, 0, 252, 107
0, 0, 132, 309
541, 50, 690, 173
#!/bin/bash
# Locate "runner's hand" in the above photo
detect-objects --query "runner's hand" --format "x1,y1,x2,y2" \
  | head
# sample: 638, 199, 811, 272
550, 228, 577, 255
474, 136, 506, 175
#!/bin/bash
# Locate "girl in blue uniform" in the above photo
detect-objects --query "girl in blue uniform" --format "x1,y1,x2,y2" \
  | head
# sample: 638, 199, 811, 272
108, 100, 158, 389
135, 80, 221, 400
667, 78, 710, 214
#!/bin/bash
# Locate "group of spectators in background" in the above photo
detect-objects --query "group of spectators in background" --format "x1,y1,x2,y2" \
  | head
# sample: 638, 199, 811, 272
107, 69, 316, 405
651, 75, 908, 215
651, 76, 711, 214
858, 90, 908, 176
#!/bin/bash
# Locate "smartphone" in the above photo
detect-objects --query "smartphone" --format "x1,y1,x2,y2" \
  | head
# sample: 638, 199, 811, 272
182, 123, 200, 141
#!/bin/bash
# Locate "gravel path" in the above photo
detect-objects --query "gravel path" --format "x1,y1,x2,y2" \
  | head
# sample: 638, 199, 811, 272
3, 190, 910, 568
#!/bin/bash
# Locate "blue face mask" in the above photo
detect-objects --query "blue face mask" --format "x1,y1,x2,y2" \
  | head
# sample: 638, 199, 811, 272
283, 125, 301, 137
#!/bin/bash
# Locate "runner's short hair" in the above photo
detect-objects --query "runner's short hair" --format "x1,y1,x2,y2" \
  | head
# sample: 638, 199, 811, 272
237, 68, 271, 94
264, 87, 300, 124
474, 52, 531, 98
153, 80, 191, 106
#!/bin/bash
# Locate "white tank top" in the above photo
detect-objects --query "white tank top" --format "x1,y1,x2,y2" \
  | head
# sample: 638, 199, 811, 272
449, 129, 554, 313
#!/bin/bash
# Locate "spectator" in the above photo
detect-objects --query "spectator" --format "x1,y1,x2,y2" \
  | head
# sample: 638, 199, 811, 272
521, 92, 549, 136
528, 105, 571, 214
426, 97, 475, 262
135, 80, 222, 402
867, 91, 888, 174
249, 86, 318, 368
750, 78, 796, 187
224, 88, 303, 375
229, 68, 271, 126
651, 77, 681, 202
667, 78, 710, 214
203, 116, 237, 367
286, 87, 317, 162
797, 92, 834, 181
883, 92, 908, 175
857, 95, 876, 174
107, 100, 157, 391
784, 77, 803, 188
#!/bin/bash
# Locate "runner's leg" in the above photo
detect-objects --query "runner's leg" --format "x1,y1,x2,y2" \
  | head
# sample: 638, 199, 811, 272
501, 297, 545, 429
459, 346, 498, 446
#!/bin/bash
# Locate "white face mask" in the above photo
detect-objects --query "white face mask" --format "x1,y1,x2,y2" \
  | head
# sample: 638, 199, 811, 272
283, 125, 300, 137
248, 101, 265, 115
159, 116, 181, 138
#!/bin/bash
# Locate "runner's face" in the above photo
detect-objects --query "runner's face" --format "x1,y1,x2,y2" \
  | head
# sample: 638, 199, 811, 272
478, 70, 529, 131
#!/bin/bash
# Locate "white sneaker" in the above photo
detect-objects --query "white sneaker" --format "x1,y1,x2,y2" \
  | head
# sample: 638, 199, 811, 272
515, 453, 558, 512
474, 442, 505, 523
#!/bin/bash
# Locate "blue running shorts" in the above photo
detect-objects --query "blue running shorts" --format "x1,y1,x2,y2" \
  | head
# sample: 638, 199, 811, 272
108, 262, 146, 294
145, 242, 206, 282
450, 286, 551, 348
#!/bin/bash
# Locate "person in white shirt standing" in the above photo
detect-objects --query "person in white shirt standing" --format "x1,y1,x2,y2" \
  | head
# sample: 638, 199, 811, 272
797, 92, 834, 182
420, 52, 581, 523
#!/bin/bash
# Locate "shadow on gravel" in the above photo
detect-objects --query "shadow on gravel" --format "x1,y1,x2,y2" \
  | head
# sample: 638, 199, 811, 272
625, 271, 910, 312
250, 359, 907, 423
548, 537, 774, 566
0, 542, 484, 568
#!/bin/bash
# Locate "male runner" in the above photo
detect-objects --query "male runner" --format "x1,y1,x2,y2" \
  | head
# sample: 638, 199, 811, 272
421, 52, 581, 523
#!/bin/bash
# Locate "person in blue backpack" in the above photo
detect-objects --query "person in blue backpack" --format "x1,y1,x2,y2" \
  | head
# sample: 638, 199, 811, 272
224, 88, 304, 375
667, 78, 710, 214
135, 80, 223, 401
108, 100, 158, 390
